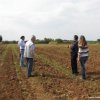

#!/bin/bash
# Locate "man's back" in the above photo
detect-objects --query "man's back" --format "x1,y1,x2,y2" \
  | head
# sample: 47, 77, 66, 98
70, 41, 78, 56
24, 40, 35, 58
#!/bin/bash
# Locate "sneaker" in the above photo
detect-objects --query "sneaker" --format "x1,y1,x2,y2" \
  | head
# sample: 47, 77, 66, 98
79, 77, 86, 80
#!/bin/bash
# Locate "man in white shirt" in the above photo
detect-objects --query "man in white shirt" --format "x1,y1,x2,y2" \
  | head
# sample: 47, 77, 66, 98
18, 36, 25, 67
24, 35, 36, 77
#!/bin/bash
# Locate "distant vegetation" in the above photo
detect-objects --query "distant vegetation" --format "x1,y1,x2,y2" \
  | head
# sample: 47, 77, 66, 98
2, 40, 17, 44
35, 38, 100, 44
0, 35, 2, 42
87, 40, 100, 44
97, 39, 100, 42
35, 38, 72, 44
1, 37, 100, 44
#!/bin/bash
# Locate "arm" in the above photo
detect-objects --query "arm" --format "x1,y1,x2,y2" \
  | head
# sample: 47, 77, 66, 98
24, 45, 28, 63
78, 45, 81, 61
18, 41, 20, 48
30, 45, 35, 59
68, 44, 71, 48
78, 52, 80, 61
20, 41, 25, 48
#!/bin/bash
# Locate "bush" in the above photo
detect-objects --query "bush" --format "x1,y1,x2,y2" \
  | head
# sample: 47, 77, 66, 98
55, 39, 63, 43
97, 39, 100, 43
0, 35, 2, 42
2, 41, 18, 44
36, 38, 54, 44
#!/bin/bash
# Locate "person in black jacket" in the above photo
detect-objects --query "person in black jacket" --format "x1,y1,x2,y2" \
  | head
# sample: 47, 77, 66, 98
70, 35, 79, 75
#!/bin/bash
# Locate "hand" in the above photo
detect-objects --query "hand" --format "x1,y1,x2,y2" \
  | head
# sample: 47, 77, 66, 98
78, 57, 80, 62
68, 45, 70, 48
25, 58, 27, 63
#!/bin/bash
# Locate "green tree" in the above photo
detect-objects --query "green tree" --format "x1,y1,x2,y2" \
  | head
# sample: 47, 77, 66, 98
44, 38, 54, 44
0, 35, 2, 42
97, 39, 100, 42
55, 39, 63, 43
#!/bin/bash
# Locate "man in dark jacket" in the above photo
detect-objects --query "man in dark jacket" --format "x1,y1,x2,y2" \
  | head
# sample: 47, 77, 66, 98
70, 35, 78, 75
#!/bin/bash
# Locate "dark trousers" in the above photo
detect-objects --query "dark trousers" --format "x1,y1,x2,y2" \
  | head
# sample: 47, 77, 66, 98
71, 55, 78, 74
26, 58, 33, 77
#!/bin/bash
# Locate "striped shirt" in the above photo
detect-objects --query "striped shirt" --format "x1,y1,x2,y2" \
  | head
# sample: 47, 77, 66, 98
78, 45, 89, 57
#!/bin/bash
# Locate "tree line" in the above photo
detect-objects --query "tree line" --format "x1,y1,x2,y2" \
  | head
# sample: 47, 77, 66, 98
0, 35, 100, 44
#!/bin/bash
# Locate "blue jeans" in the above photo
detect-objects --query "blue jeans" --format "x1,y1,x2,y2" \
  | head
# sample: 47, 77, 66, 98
80, 56, 88, 79
20, 49, 24, 67
26, 58, 33, 77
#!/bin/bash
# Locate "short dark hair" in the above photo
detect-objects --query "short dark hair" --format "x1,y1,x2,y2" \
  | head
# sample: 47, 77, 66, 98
20, 36, 25, 39
74, 35, 78, 41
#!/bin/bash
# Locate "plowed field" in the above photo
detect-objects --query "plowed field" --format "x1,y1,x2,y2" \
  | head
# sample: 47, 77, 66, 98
0, 44, 100, 100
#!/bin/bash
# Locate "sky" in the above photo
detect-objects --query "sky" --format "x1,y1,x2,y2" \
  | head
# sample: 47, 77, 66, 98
0, 0, 100, 41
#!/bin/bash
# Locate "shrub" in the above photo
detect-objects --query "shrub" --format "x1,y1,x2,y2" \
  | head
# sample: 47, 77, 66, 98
0, 35, 2, 42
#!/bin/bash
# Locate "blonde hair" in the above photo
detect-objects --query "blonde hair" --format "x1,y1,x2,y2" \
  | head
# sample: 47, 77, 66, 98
79, 35, 87, 46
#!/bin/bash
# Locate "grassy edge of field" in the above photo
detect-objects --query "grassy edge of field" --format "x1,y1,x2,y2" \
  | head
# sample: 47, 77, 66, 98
35, 53, 71, 75
0, 44, 8, 62
11, 44, 22, 79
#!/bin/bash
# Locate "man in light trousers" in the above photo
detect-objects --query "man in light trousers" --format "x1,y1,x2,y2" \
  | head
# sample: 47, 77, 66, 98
18, 36, 25, 67
24, 35, 36, 77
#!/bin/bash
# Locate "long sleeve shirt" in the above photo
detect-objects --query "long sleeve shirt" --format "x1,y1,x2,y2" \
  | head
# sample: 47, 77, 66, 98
24, 40, 35, 58
78, 45, 89, 57
70, 41, 78, 56
18, 39, 25, 50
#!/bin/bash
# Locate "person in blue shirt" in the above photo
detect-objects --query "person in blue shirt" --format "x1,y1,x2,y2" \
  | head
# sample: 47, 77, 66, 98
18, 36, 25, 67
70, 35, 79, 75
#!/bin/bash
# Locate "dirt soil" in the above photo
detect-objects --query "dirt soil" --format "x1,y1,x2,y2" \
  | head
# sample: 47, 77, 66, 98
0, 47, 24, 100
0, 44, 100, 100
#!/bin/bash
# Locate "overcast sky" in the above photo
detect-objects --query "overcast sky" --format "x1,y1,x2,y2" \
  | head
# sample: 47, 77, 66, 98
0, 0, 100, 40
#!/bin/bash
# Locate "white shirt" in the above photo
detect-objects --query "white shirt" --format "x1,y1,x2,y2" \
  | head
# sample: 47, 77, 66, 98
24, 40, 35, 58
18, 39, 25, 50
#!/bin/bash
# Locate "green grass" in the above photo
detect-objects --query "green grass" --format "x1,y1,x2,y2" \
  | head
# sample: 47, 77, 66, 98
9, 44, 21, 77
36, 53, 71, 76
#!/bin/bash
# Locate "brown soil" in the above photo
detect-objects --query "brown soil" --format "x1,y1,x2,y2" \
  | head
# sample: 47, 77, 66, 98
0, 44, 100, 100
0, 46, 24, 100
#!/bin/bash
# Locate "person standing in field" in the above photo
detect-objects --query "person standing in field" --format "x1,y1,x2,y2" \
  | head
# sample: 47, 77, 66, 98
24, 35, 36, 77
78, 35, 89, 80
69, 35, 79, 75
18, 36, 25, 67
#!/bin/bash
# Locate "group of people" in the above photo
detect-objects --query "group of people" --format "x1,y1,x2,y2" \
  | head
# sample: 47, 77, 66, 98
18, 35, 89, 80
18, 35, 36, 77
70, 35, 89, 80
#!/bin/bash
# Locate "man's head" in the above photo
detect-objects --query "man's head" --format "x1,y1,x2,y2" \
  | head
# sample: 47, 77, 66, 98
74, 35, 78, 41
20, 36, 25, 40
31, 35, 36, 43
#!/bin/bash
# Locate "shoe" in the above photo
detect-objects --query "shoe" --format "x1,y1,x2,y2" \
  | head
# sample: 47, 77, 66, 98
22, 64, 26, 67
27, 74, 35, 78
79, 77, 86, 80
75, 72, 79, 75
83, 77, 86, 80
72, 72, 79, 76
